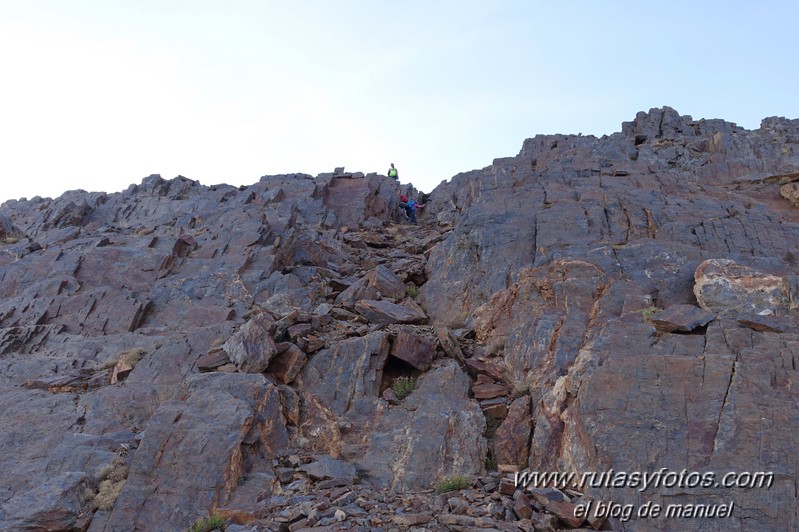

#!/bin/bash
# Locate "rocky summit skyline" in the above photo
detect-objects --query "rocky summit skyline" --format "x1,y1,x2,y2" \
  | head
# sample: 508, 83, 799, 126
1, 107, 799, 531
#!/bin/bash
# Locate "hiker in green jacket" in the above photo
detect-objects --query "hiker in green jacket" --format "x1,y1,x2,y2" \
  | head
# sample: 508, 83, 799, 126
388, 163, 398, 180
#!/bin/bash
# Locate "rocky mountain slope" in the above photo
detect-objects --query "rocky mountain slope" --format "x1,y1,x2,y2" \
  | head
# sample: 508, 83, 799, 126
1, 107, 799, 531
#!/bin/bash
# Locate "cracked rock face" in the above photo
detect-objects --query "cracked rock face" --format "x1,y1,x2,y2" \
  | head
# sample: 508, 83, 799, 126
421, 107, 799, 531
3, 108, 799, 531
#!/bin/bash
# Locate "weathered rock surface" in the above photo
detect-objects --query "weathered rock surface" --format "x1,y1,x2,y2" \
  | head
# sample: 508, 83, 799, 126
350, 359, 487, 490
4, 108, 799, 530
354, 299, 428, 325
100, 373, 287, 531
647, 303, 716, 332
495, 395, 532, 470
389, 328, 436, 371
780, 181, 799, 207
419, 107, 799, 531
0, 213, 23, 243
223, 313, 279, 373
694, 258, 792, 316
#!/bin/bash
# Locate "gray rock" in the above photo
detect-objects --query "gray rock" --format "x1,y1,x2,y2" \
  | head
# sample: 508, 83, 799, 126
102, 373, 288, 531
647, 304, 716, 332
354, 299, 427, 325
352, 359, 486, 490
367, 265, 407, 301
223, 314, 278, 373
298, 332, 390, 419
299, 456, 356, 482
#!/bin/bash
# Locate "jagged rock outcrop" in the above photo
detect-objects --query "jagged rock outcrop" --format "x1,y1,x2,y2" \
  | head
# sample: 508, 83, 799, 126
0, 213, 23, 244
3, 108, 799, 531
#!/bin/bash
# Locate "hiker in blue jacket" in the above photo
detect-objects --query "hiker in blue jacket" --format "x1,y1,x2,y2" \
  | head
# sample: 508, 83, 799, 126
399, 195, 424, 224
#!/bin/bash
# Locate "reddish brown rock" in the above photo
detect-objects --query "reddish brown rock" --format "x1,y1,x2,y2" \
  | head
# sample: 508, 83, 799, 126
352, 360, 486, 490
475, 374, 495, 385
23, 374, 88, 393
287, 322, 313, 341
4, 112, 799, 531
389, 329, 436, 371
382, 387, 400, 405
299, 456, 356, 482
471, 382, 509, 400
438, 514, 503, 528
495, 395, 532, 468
513, 491, 534, 519
195, 348, 231, 372
465, 358, 505, 381
498, 477, 517, 496
298, 332, 390, 419
434, 326, 466, 364
266, 343, 307, 384
480, 397, 509, 419
527, 487, 584, 528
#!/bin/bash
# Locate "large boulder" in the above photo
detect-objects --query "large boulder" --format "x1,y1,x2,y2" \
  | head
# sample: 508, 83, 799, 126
350, 359, 486, 490
223, 314, 278, 373
389, 328, 436, 371
101, 373, 287, 531
693, 259, 790, 316
298, 332, 390, 420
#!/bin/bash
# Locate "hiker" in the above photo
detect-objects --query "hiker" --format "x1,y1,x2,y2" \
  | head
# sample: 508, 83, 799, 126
388, 163, 398, 180
399, 195, 424, 224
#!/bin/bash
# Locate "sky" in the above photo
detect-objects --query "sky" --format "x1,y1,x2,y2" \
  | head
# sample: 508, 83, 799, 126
1, 1, 798, 203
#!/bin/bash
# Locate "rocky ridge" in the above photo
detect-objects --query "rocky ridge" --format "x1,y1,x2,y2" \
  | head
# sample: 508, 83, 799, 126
1, 108, 799, 531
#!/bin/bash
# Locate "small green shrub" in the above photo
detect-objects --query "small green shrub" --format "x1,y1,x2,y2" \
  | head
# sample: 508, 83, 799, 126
641, 306, 660, 319
485, 450, 497, 471
435, 475, 472, 493
392, 376, 414, 399
785, 251, 796, 265
94, 456, 128, 511
485, 415, 501, 439
189, 512, 226, 532
406, 285, 419, 299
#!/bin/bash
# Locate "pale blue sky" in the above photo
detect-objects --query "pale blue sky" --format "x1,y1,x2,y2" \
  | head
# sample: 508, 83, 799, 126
1, 1, 797, 202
